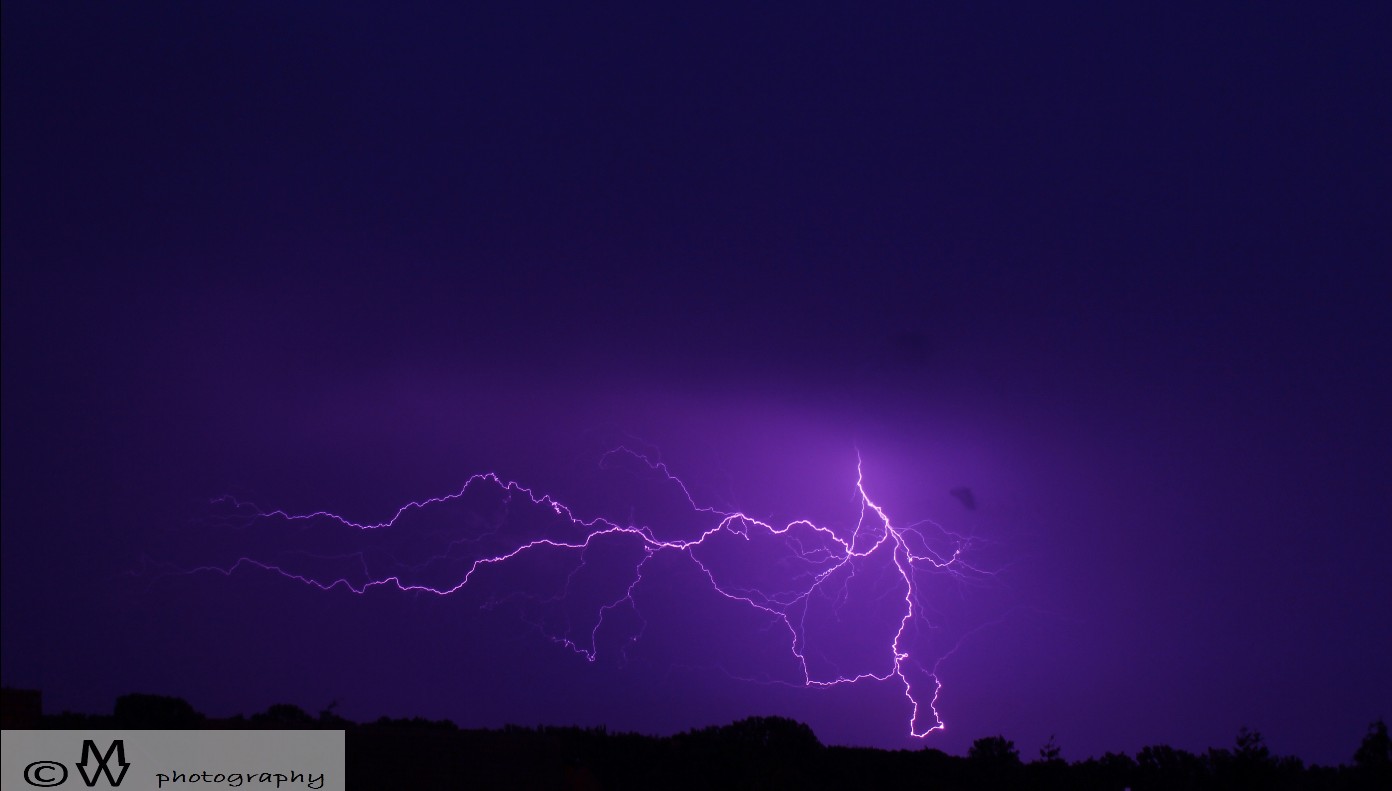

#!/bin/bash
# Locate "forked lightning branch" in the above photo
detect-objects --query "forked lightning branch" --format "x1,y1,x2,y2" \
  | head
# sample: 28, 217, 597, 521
198, 448, 990, 738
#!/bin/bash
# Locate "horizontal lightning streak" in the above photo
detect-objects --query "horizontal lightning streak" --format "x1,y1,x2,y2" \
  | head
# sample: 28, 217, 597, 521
200, 448, 982, 737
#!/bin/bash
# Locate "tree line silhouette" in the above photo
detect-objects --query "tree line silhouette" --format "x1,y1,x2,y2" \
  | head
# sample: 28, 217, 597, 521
7, 689, 1389, 789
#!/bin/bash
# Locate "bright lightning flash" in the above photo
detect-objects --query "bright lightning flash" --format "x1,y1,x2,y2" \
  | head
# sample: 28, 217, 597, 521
195, 448, 988, 737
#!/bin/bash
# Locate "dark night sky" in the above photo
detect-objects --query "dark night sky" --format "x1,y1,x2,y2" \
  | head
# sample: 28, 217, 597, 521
3, 0, 1389, 766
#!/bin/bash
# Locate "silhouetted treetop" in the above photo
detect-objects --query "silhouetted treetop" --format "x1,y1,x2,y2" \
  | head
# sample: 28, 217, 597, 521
683, 715, 821, 752
250, 703, 316, 727
1036, 733, 1063, 764
1354, 719, 1391, 784
113, 693, 203, 729
968, 734, 1021, 767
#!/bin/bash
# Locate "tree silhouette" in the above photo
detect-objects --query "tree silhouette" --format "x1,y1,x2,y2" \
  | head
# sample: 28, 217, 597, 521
714, 715, 821, 752
968, 734, 1020, 766
968, 734, 1023, 786
1037, 733, 1063, 764
25, 687, 1392, 789
250, 703, 317, 727
1224, 726, 1275, 787
317, 699, 352, 728
1235, 725, 1270, 762
1354, 719, 1391, 785
113, 693, 203, 729
1027, 734, 1067, 788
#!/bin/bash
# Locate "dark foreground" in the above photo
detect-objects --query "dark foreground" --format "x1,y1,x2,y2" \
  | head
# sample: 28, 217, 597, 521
7, 690, 1389, 790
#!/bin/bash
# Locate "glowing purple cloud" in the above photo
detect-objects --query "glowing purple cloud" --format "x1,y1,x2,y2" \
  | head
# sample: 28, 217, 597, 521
197, 448, 988, 738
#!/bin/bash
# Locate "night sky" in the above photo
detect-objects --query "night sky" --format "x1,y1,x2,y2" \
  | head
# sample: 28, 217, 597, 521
3, 1, 1389, 767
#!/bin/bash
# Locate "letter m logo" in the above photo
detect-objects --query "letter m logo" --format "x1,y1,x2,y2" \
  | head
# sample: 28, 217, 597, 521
77, 739, 130, 787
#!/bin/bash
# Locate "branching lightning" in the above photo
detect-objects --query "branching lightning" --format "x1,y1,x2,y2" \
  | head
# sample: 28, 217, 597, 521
196, 448, 989, 737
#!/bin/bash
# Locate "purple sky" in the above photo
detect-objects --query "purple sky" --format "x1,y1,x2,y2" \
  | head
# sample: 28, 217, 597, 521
3, 1, 1389, 767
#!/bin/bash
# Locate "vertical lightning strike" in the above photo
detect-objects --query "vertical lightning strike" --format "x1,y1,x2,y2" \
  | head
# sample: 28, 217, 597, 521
199, 448, 986, 738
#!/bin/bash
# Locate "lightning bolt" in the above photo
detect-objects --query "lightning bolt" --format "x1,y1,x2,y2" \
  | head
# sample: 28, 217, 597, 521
193, 447, 988, 738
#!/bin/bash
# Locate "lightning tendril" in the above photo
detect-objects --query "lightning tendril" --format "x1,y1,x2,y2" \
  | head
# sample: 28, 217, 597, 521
195, 447, 989, 737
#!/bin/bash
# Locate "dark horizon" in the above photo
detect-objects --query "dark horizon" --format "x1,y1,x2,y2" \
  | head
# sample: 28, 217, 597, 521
4, 0, 1389, 770
7, 686, 1388, 768
7, 687, 1391, 790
